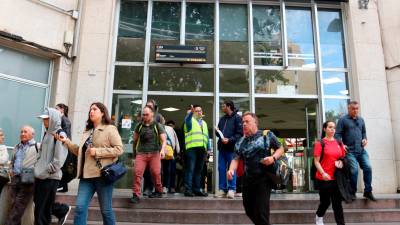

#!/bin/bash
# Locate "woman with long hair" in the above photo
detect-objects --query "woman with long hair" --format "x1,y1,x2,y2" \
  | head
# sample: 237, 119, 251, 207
57, 102, 123, 225
314, 121, 346, 225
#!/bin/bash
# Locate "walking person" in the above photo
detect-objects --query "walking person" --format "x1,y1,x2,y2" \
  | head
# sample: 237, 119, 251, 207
131, 106, 166, 203
52, 103, 74, 225
215, 100, 242, 199
335, 101, 376, 201
314, 121, 346, 225
34, 108, 68, 225
227, 112, 283, 225
183, 104, 210, 197
56, 102, 123, 225
0, 128, 9, 194
162, 122, 180, 194
5, 126, 38, 225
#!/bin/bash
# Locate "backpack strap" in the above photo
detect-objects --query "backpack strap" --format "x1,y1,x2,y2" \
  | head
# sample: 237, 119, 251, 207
319, 138, 325, 162
263, 130, 271, 156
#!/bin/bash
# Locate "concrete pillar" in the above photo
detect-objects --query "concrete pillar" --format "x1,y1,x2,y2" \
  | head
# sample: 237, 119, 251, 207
376, 0, 400, 192
345, 0, 397, 193
69, 0, 117, 141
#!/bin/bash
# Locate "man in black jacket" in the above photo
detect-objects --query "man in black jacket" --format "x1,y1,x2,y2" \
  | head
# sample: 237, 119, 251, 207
215, 100, 242, 199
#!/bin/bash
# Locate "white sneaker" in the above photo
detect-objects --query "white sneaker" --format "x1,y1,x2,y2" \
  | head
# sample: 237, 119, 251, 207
227, 190, 235, 199
163, 187, 168, 194
315, 215, 324, 225
214, 190, 226, 198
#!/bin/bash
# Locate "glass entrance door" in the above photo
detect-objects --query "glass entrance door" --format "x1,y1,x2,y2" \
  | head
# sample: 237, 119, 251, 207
255, 98, 318, 192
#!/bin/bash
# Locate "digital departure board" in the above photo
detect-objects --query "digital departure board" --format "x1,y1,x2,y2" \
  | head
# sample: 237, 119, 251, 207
155, 45, 207, 64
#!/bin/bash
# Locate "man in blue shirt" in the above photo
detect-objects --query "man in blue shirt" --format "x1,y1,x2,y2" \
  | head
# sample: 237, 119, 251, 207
335, 101, 375, 201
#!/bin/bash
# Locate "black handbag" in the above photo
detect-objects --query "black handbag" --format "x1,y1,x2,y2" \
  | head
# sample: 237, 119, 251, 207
98, 160, 127, 184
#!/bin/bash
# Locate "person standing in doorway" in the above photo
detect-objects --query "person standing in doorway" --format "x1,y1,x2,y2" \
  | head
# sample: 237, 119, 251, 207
183, 104, 210, 197
34, 108, 68, 225
227, 112, 283, 225
335, 101, 376, 201
215, 100, 242, 199
162, 121, 180, 194
314, 121, 346, 225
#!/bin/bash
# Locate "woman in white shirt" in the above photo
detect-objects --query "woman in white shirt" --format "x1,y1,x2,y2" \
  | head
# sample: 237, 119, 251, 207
0, 128, 10, 194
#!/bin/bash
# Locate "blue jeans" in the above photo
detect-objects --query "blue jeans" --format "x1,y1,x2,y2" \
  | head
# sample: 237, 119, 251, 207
218, 150, 236, 192
346, 150, 372, 194
74, 178, 115, 225
162, 159, 176, 190
184, 147, 206, 193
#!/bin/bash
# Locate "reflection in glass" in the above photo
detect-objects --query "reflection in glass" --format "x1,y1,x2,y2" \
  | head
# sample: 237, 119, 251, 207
117, 1, 147, 62
111, 94, 142, 188
219, 97, 249, 116
151, 2, 181, 62
0, 46, 50, 84
0, 79, 46, 146
220, 69, 249, 93
186, 3, 214, 63
253, 5, 282, 66
286, 8, 315, 67
323, 72, 348, 96
113, 66, 143, 90
324, 98, 348, 122
220, 4, 248, 64
149, 67, 213, 92
255, 70, 316, 95
318, 10, 346, 68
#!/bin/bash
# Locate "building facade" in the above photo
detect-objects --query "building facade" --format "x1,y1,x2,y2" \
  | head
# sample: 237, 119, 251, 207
1, 0, 399, 194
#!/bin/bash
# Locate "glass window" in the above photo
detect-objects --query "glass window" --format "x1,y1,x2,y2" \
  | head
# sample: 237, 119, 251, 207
0, 79, 46, 146
220, 69, 249, 93
150, 2, 181, 62
324, 98, 348, 122
0, 46, 50, 84
219, 4, 248, 65
219, 97, 249, 116
113, 66, 143, 90
186, 3, 214, 63
116, 1, 147, 62
148, 67, 213, 92
111, 93, 142, 188
286, 8, 315, 67
255, 70, 317, 95
318, 10, 346, 68
322, 72, 348, 96
253, 5, 282, 66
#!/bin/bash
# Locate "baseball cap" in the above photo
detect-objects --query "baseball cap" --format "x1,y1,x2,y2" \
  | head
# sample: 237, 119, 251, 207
37, 110, 49, 119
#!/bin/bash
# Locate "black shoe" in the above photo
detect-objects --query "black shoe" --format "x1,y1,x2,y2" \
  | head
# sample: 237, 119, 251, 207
58, 205, 71, 225
184, 191, 194, 197
57, 186, 68, 193
194, 191, 208, 197
363, 192, 377, 201
149, 191, 162, 198
351, 193, 357, 201
131, 194, 140, 204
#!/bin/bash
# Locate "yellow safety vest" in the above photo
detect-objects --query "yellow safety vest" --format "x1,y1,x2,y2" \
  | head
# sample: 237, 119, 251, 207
184, 117, 209, 150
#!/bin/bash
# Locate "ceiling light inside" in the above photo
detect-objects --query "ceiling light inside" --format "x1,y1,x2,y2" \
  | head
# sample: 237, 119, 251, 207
131, 99, 142, 105
162, 107, 180, 112
339, 90, 349, 95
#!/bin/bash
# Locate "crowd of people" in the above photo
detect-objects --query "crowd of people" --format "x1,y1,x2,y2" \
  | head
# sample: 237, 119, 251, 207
0, 99, 376, 225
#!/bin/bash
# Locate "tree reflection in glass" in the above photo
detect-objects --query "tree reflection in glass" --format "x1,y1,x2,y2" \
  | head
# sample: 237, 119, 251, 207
186, 3, 214, 63
253, 5, 282, 66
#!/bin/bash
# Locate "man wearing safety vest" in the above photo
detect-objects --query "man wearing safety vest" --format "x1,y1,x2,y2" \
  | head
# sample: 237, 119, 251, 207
183, 104, 210, 197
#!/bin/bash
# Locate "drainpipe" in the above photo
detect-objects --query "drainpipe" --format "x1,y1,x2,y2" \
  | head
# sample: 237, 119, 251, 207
72, 0, 83, 58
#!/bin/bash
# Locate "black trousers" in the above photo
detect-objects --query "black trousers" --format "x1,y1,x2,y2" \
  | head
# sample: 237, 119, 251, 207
34, 179, 59, 225
5, 176, 34, 225
242, 176, 272, 225
316, 180, 345, 225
